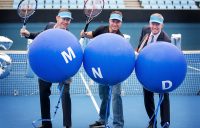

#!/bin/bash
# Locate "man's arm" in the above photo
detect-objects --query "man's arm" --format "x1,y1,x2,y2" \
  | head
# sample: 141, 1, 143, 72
20, 28, 41, 39
20, 23, 52, 39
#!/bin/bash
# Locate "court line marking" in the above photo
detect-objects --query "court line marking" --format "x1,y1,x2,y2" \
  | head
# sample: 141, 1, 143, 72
79, 72, 100, 114
188, 65, 200, 72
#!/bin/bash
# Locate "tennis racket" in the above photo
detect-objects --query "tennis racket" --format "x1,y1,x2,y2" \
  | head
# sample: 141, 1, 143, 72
135, 34, 149, 60
32, 84, 65, 128
83, 0, 104, 32
17, 0, 37, 31
137, 33, 149, 53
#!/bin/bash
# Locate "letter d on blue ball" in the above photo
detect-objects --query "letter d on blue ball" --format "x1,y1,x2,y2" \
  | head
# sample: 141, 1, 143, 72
83, 33, 135, 85
135, 42, 187, 93
28, 29, 83, 83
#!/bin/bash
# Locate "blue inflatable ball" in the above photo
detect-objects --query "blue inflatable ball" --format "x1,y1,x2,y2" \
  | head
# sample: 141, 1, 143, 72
28, 29, 83, 83
83, 33, 135, 86
135, 41, 187, 93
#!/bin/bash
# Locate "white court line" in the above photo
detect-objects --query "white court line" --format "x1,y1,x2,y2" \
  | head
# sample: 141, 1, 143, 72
188, 66, 200, 72
79, 72, 100, 114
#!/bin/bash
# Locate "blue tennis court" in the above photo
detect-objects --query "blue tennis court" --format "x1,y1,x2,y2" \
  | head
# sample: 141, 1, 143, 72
0, 95, 200, 128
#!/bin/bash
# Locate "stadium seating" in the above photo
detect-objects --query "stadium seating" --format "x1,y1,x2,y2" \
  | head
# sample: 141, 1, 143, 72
45, 0, 53, 9
61, 0, 68, 8
12, 0, 20, 9
37, 0, 45, 9
104, 0, 125, 9
9, 0, 126, 9
2, 0, 200, 10
53, 0, 61, 9
140, 0, 199, 10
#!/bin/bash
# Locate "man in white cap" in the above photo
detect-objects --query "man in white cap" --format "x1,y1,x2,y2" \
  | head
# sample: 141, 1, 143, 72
20, 9, 73, 128
80, 11, 124, 128
137, 13, 171, 128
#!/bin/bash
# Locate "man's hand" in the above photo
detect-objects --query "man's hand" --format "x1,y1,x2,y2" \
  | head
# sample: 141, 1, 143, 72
20, 28, 30, 37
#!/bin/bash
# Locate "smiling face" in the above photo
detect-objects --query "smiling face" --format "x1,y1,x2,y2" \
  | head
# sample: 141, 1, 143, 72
149, 13, 164, 35
149, 22, 163, 35
109, 19, 122, 33
56, 16, 71, 29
